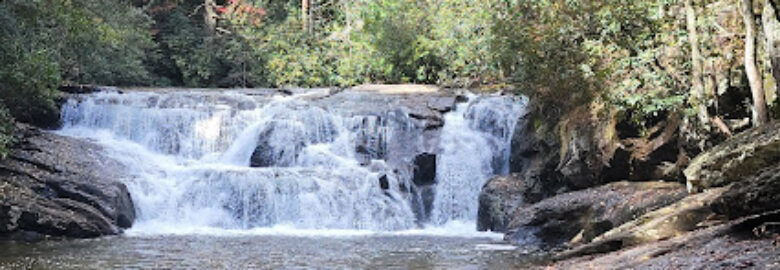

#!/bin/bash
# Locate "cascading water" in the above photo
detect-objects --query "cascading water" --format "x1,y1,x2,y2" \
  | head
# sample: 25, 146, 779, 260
430, 96, 525, 224
58, 88, 526, 234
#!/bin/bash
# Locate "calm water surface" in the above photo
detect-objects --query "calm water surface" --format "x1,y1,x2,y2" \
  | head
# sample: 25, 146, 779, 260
0, 235, 539, 269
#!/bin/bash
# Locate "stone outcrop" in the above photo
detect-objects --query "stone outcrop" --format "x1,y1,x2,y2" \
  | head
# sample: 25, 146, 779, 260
304, 88, 460, 222
507, 107, 692, 205
542, 123, 780, 268
555, 186, 727, 259
711, 163, 780, 219
684, 121, 780, 193
0, 125, 135, 239
502, 181, 687, 251
477, 174, 529, 232
547, 213, 780, 270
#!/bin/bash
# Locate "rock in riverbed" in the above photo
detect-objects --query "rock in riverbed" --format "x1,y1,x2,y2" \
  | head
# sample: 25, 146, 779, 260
0, 125, 135, 239
501, 181, 687, 251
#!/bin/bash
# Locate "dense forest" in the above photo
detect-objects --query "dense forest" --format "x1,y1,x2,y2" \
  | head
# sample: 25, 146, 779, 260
1, 0, 779, 158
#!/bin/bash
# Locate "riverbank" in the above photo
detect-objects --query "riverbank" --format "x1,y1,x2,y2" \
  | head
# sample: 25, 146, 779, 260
483, 115, 780, 268
0, 86, 777, 269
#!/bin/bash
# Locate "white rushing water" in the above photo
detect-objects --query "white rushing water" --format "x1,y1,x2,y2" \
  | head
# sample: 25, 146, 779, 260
58, 89, 525, 236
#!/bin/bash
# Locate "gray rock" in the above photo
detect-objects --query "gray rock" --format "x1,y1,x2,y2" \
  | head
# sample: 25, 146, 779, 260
557, 186, 729, 259
412, 153, 436, 186
684, 122, 780, 193
504, 181, 687, 251
712, 164, 780, 219
477, 174, 529, 232
0, 125, 135, 238
250, 121, 307, 167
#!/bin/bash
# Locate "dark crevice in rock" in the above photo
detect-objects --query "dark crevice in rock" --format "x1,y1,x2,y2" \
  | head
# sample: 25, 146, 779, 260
412, 153, 437, 186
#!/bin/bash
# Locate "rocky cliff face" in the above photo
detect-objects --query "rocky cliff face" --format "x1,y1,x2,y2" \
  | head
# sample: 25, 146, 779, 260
0, 125, 135, 240
495, 120, 780, 268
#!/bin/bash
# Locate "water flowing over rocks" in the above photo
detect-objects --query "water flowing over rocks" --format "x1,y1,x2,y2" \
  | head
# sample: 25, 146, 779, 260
0, 125, 134, 239
55, 86, 526, 232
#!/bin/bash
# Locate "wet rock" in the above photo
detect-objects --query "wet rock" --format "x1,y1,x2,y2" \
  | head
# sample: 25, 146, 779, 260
0, 125, 135, 238
250, 121, 307, 167
57, 85, 101, 94
504, 181, 687, 251
477, 174, 529, 232
507, 111, 601, 201
412, 153, 436, 186
426, 97, 456, 113
411, 185, 436, 223
378, 175, 390, 190
684, 122, 780, 193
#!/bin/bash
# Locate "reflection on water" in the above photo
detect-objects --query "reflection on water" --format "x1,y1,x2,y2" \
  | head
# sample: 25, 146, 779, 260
0, 235, 540, 269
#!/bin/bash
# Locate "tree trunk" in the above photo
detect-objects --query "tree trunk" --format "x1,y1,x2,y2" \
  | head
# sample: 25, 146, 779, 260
685, 0, 710, 125
764, 0, 780, 104
743, 0, 769, 126
302, 0, 310, 32
204, 0, 217, 34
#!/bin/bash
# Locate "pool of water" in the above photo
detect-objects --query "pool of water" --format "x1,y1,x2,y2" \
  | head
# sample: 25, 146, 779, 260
0, 235, 540, 269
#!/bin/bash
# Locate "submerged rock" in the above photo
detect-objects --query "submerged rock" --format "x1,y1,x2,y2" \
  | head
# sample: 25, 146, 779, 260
0, 125, 135, 238
504, 181, 686, 251
684, 121, 780, 193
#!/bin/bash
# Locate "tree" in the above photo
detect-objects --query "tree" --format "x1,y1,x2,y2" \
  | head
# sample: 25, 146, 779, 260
742, 0, 769, 126
686, 0, 710, 126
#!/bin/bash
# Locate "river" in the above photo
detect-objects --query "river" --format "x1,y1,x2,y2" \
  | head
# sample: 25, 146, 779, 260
2, 87, 534, 269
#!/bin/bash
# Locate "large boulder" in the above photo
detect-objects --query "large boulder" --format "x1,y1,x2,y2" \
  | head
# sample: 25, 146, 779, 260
0, 125, 135, 239
712, 163, 780, 219
684, 122, 780, 193
250, 121, 307, 167
504, 181, 687, 251
556, 186, 728, 260
477, 174, 529, 232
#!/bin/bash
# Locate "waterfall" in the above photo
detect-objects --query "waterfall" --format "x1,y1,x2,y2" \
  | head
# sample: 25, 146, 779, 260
430, 95, 526, 224
58, 89, 525, 234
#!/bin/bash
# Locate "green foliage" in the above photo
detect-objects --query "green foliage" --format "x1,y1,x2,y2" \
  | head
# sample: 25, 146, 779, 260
261, 13, 337, 87
0, 2, 60, 125
0, 105, 14, 159
0, 0, 154, 126
491, 1, 598, 118
0, 0, 772, 137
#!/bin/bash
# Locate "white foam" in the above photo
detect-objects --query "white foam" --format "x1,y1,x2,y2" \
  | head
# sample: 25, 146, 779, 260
125, 221, 503, 239
58, 90, 526, 237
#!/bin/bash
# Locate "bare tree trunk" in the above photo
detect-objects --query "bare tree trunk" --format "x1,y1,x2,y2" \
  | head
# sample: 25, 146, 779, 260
764, 0, 780, 101
204, 0, 217, 34
685, 0, 710, 125
743, 0, 769, 126
302, 0, 310, 32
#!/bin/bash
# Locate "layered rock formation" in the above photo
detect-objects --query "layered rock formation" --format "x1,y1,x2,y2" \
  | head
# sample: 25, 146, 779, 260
499, 120, 780, 268
0, 125, 135, 239
684, 121, 780, 193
